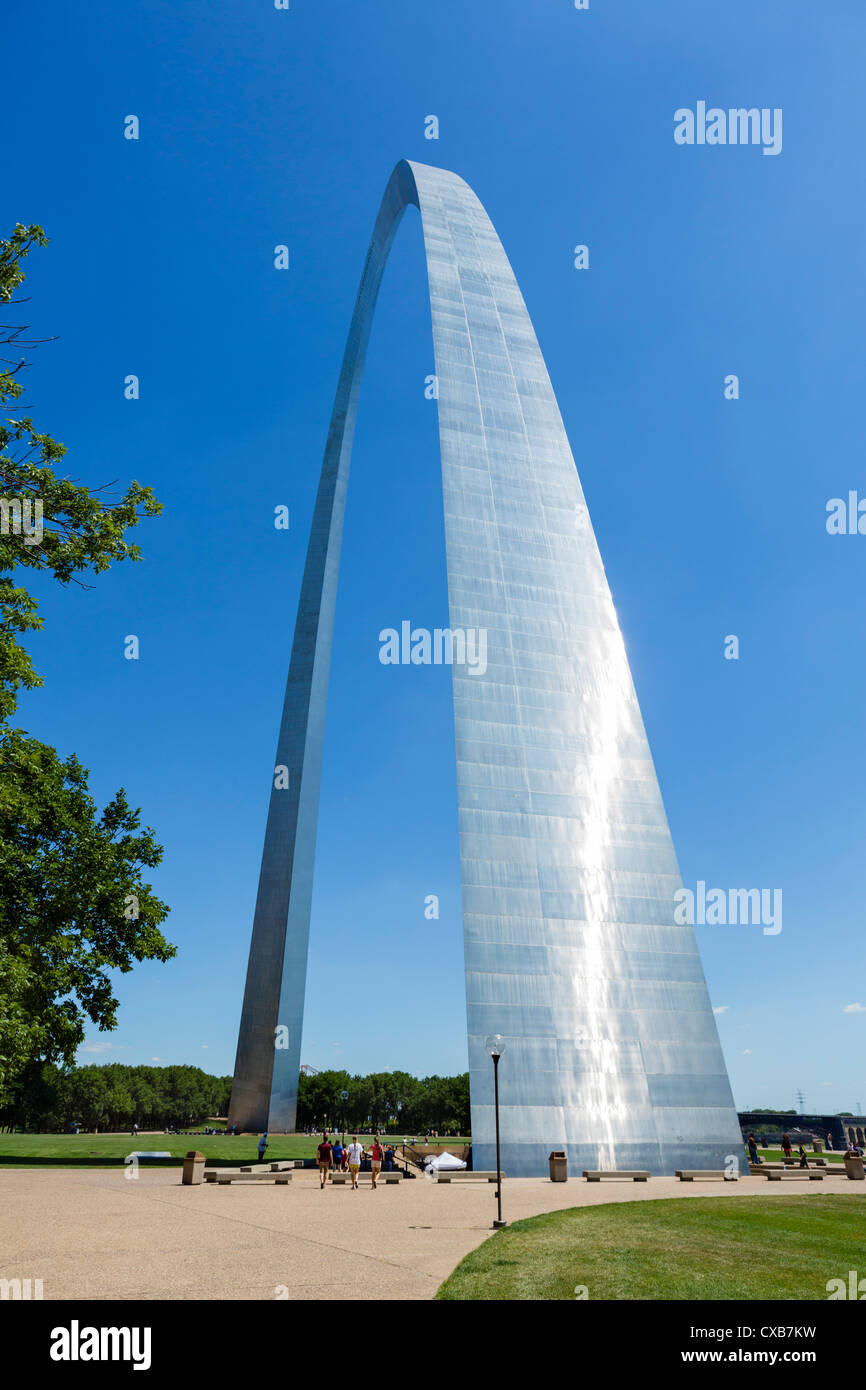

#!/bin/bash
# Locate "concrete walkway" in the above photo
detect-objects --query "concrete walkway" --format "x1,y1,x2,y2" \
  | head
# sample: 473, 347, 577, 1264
1, 1168, 861, 1301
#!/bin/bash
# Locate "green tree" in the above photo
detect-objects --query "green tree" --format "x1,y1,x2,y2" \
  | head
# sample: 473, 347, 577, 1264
387, 1070, 422, 1131
1, 224, 161, 720
0, 735, 172, 1102
0, 224, 172, 1104
66, 1066, 110, 1131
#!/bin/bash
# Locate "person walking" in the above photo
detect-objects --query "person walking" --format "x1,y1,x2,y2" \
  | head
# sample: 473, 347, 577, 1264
797, 1144, 809, 1169
258, 1132, 268, 1162
347, 1135, 364, 1190
746, 1133, 760, 1166
332, 1137, 344, 1173
781, 1133, 792, 1160
317, 1132, 333, 1189
370, 1137, 384, 1189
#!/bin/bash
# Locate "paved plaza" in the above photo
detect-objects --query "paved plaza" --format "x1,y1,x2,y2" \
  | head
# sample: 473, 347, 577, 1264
1, 1168, 861, 1301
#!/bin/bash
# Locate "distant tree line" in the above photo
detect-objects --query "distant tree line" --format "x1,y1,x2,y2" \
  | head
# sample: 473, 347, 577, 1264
748, 1109, 856, 1117
0, 1063, 231, 1132
0, 1063, 471, 1135
297, 1069, 470, 1135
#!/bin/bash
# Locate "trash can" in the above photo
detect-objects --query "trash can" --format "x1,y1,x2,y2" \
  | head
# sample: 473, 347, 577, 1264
549, 1150, 568, 1182
844, 1155, 865, 1181
812, 1139, 824, 1153
182, 1150, 206, 1185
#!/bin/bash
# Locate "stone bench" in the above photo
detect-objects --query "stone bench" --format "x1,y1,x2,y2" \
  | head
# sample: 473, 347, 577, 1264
583, 1170, 650, 1182
751, 1162, 806, 1172
675, 1170, 737, 1182
238, 1162, 293, 1173
430, 1171, 501, 1183
205, 1162, 293, 1182
204, 1167, 293, 1189
329, 1171, 401, 1184
764, 1170, 824, 1181
213, 1173, 292, 1185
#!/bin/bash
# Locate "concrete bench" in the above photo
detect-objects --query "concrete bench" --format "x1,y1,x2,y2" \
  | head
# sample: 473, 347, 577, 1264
329, 1171, 401, 1184
204, 1167, 293, 1189
214, 1173, 292, 1185
767, 1173, 828, 1184
583, 1170, 650, 1182
676, 1170, 737, 1182
237, 1162, 293, 1173
430, 1171, 502, 1183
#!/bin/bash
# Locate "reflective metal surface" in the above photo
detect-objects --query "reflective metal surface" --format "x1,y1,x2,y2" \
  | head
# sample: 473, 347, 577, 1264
229, 160, 742, 1175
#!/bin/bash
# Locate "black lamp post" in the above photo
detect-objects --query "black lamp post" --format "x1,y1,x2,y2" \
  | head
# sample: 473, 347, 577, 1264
485, 1034, 507, 1228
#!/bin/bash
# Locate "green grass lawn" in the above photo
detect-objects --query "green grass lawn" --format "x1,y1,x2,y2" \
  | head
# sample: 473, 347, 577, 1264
0, 1132, 470, 1167
758, 1147, 844, 1165
435, 1195, 866, 1301
0, 1133, 319, 1166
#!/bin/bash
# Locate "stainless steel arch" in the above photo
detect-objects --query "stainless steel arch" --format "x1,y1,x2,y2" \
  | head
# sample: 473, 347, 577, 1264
229, 159, 742, 1175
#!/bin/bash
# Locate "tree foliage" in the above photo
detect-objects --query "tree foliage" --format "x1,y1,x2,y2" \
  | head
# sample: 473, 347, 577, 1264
0, 1062, 231, 1132
296, 1069, 470, 1135
0, 732, 172, 1102
0, 225, 172, 1104
1, 225, 161, 720
0, 1064, 471, 1135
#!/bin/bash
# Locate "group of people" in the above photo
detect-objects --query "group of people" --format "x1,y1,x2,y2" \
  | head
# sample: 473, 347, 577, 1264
747, 1132, 813, 1167
253, 1129, 400, 1187
316, 1133, 395, 1189
746, 1130, 862, 1168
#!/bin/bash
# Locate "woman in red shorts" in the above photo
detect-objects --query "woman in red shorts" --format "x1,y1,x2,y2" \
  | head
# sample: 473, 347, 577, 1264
370, 1137, 384, 1189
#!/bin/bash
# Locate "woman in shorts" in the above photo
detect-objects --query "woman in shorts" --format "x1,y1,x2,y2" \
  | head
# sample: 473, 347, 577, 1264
346, 1136, 364, 1189
370, 1137, 384, 1189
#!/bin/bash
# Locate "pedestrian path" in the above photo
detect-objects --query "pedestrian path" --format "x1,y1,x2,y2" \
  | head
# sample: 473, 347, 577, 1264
2, 1168, 861, 1301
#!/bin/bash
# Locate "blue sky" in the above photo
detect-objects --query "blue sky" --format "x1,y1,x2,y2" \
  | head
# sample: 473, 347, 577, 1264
6, 0, 865, 1114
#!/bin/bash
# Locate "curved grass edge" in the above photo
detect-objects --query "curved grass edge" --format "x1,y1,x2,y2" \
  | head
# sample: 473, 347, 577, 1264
434, 1194, 866, 1302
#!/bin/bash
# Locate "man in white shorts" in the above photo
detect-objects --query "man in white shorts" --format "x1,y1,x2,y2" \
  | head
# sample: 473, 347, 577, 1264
347, 1136, 364, 1189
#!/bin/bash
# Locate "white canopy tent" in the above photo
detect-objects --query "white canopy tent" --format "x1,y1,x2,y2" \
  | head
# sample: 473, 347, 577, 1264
423, 1151, 467, 1172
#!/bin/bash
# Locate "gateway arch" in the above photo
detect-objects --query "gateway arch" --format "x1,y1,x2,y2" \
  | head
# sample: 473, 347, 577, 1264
229, 159, 742, 1175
